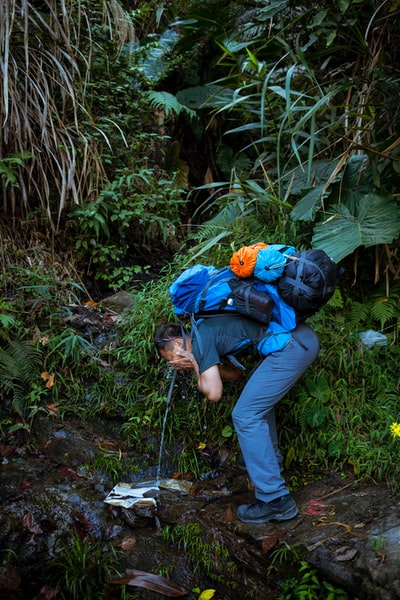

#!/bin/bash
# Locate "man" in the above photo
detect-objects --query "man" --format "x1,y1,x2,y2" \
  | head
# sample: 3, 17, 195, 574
154, 314, 319, 523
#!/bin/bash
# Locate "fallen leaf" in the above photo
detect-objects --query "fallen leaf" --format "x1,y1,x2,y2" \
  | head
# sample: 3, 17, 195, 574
41, 372, 55, 388
46, 403, 60, 417
260, 530, 283, 554
19, 480, 31, 490
59, 466, 83, 481
219, 504, 235, 523
32, 326, 41, 342
334, 545, 358, 561
32, 585, 57, 599
199, 590, 216, 600
0, 561, 21, 591
70, 508, 95, 534
0, 444, 14, 458
117, 536, 137, 550
22, 513, 43, 535
110, 569, 187, 597
32, 327, 49, 346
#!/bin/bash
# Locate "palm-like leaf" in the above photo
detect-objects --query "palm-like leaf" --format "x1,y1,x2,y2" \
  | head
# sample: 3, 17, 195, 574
183, 0, 400, 275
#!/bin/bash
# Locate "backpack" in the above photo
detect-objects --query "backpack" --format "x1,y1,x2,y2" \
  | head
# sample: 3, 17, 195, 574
277, 249, 344, 318
167, 246, 342, 357
169, 265, 277, 325
168, 264, 298, 358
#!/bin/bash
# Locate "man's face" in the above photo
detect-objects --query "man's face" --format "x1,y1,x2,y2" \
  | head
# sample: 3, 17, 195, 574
159, 340, 181, 362
159, 337, 192, 367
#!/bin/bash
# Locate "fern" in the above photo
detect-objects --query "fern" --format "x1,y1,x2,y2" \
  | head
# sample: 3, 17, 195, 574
0, 340, 43, 416
145, 91, 196, 120
370, 297, 398, 330
347, 301, 373, 329
348, 296, 399, 332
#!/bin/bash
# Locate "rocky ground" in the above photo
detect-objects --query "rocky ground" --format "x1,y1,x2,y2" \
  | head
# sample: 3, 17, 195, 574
1, 415, 400, 600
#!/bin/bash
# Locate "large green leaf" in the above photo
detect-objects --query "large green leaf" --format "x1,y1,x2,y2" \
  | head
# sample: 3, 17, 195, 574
312, 194, 400, 262
329, 155, 373, 209
290, 184, 332, 221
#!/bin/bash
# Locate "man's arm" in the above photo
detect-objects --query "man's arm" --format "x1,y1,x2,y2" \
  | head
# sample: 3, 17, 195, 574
197, 364, 223, 402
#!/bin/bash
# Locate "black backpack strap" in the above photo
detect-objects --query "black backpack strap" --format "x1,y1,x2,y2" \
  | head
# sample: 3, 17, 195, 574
179, 320, 188, 351
190, 315, 203, 358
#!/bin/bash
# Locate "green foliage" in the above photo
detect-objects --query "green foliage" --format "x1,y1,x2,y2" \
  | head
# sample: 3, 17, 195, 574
347, 288, 400, 331
146, 91, 197, 120
278, 561, 352, 600
0, 153, 34, 188
172, 0, 400, 276
268, 545, 353, 598
69, 167, 185, 289
0, 298, 21, 337
90, 448, 141, 484
161, 523, 237, 586
7, 265, 87, 329
370, 535, 386, 561
1, 1, 136, 229
0, 339, 45, 420
47, 328, 95, 368
52, 533, 120, 600
186, 175, 295, 262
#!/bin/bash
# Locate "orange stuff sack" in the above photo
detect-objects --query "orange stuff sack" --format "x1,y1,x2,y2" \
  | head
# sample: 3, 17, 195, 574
230, 243, 267, 278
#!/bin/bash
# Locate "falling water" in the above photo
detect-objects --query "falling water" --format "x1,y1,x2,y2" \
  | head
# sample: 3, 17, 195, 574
156, 369, 177, 485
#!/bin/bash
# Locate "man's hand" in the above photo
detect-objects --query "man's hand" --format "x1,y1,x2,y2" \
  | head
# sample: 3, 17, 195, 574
168, 349, 198, 372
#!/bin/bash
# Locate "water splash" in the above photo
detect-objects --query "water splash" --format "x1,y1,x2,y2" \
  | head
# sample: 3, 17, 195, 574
156, 369, 177, 485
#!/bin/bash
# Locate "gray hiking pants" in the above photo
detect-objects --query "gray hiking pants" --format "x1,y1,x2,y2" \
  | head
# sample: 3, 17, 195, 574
232, 322, 320, 503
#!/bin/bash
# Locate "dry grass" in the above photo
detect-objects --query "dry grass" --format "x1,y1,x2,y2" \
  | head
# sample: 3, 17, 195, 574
0, 0, 135, 232
0, 222, 86, 298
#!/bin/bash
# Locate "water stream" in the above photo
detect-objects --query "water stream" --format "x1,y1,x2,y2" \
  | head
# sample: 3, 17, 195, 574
156, 369, 177, 484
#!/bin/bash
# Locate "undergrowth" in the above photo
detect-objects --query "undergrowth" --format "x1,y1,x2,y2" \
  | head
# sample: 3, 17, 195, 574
1, 255, 400, 490
279, 297, 400, 489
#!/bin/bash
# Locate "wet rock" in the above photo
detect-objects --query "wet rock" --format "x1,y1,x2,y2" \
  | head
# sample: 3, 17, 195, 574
100, 291, 136, 311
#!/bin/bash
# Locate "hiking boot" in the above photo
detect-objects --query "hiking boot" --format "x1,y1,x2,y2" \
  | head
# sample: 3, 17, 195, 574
237, 494, 298, 523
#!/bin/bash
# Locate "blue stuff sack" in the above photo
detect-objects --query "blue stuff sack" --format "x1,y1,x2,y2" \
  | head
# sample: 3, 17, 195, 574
254, 244, 297, 283
169, 265, 276, 324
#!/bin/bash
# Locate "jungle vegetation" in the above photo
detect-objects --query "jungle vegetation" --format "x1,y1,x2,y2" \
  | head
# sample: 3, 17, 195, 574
1, 0, 400, 489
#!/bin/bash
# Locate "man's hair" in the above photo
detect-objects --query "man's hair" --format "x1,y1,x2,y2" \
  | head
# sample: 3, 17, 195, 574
154, 323, 189, 350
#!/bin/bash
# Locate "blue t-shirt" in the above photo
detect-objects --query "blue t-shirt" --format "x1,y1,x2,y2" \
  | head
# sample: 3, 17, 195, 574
191, 315, 265, 374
